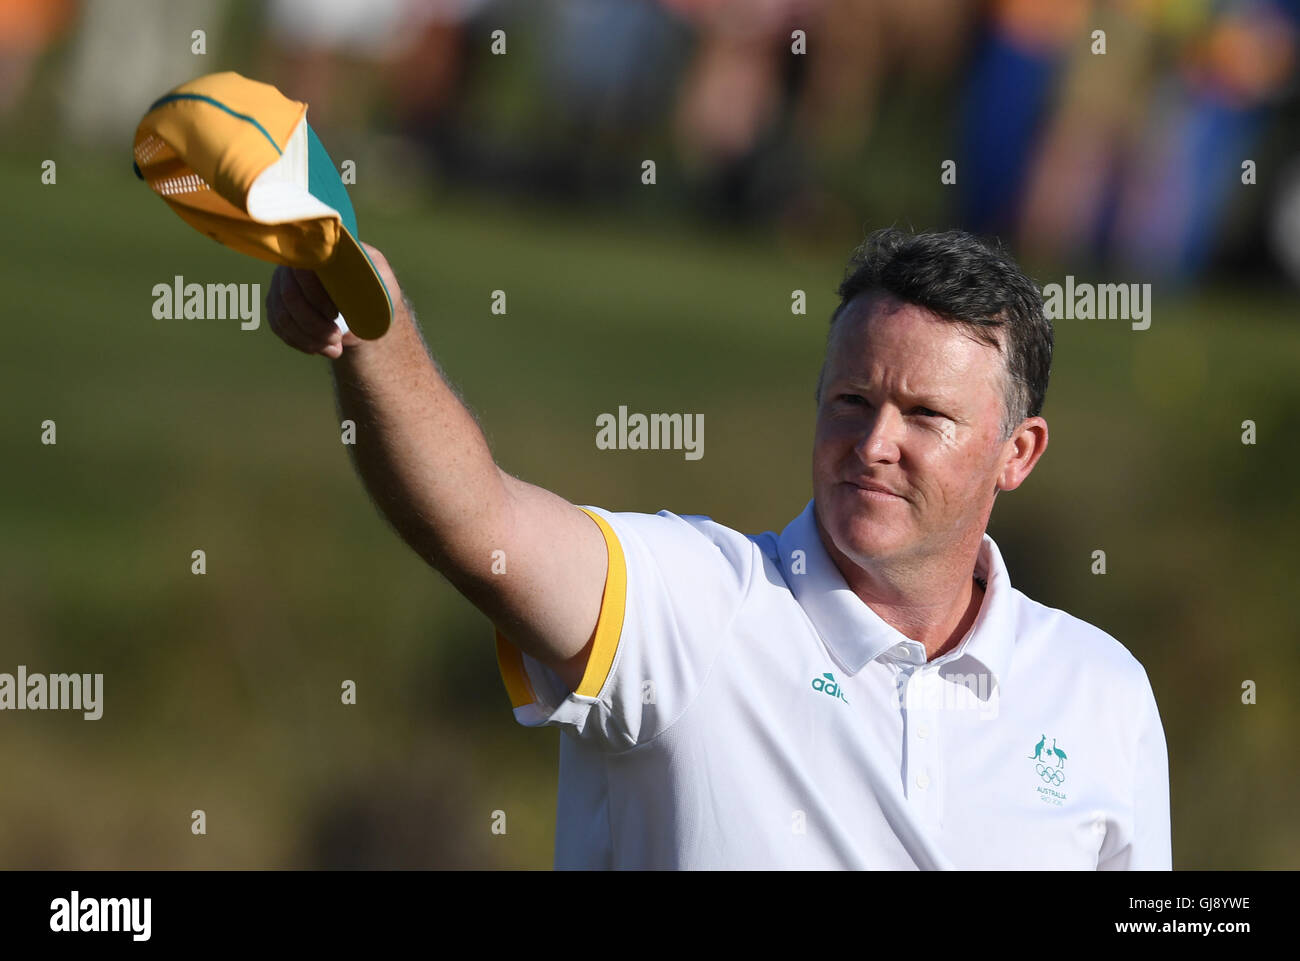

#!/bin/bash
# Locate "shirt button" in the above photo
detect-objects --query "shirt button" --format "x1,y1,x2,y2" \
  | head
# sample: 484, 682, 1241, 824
916, 771, 930, 790
916, 723, 930, 739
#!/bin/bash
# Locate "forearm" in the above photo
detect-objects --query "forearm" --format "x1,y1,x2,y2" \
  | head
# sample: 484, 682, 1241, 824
328, 300, 510, 581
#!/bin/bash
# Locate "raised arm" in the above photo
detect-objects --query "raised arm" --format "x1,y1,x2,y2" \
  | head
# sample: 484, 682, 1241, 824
265, 244, 608, 692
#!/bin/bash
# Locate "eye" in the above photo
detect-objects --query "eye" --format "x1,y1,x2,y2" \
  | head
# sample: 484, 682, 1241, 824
911, 406, 944, 418
837, 394, 868, 406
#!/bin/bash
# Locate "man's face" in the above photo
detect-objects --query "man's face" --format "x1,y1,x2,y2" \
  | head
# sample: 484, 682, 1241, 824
813, 294, 1016, 569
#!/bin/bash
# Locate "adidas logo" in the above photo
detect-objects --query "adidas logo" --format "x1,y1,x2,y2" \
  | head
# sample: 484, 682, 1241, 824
811, 672, 848, 703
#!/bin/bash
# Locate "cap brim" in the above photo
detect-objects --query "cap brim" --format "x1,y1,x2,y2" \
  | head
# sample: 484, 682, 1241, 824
316, 225, 392, 340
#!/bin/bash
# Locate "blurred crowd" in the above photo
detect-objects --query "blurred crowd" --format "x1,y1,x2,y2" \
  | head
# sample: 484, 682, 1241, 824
4, 0, 1299, 282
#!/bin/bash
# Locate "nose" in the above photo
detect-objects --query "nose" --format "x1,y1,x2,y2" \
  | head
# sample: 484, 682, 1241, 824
854, 403, 903, 464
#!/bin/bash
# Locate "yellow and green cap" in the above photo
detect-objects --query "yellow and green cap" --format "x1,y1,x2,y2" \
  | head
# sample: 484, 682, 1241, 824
132, 71, 392, 339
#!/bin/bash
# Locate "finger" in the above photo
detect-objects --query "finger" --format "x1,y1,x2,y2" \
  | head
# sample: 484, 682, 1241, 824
332, 315, 360, 353
272, 269, 346, 357
316, 308, 345, 358
268, 293, 313, 354
280, 268, 337, 339
279, 274, 345, 358
267, 270, 322, 355
289, 266, 339, 320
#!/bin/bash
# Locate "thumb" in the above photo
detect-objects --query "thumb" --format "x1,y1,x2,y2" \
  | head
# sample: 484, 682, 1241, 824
332, 312, 364, 348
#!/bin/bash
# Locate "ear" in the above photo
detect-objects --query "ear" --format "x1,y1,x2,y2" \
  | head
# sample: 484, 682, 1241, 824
996, 417, 1048, 492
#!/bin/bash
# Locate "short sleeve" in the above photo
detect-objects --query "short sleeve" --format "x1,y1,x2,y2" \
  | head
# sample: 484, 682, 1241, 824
1099, 668, 1172, 870
494, 505, 754, 752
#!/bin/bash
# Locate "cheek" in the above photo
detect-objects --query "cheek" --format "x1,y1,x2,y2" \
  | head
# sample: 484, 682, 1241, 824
812, 448, 837, 488
934, 420, 960, 449
904, 431, 977, 485
923, 444, 997, 506
812, 420, 845, 470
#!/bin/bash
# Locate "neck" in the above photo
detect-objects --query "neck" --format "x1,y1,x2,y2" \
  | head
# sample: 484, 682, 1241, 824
816, 520, 986, 661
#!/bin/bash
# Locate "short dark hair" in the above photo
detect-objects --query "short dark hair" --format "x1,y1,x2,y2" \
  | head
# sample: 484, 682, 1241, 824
818, 227, 1053, 439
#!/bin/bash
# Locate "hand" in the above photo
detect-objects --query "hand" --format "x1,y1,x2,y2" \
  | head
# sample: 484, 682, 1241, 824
266, 243, 401, 359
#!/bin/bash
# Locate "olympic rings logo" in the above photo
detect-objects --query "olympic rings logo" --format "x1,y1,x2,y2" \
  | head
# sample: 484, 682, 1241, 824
1035, 763, 1066, 786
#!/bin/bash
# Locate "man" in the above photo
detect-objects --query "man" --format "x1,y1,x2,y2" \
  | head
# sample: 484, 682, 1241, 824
267, 227, 1171, 870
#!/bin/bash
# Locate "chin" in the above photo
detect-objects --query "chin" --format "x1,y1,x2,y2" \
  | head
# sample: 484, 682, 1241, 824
823, 493, 909, 562
837, 521, 905, 563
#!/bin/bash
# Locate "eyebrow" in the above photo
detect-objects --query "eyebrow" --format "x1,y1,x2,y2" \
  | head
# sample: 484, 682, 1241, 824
832, 380, 958, 409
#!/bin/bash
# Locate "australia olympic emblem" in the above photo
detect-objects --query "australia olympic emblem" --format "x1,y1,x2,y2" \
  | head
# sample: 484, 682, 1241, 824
1028, 734, 1068, 787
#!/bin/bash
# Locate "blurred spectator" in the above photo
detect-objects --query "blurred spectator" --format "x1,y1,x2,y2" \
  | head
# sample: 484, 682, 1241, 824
534, 0, 687, 200
958, 0, 1089, 238
1014, 0, 1159, 267
266, 0, 495, 129
1111, 0, 1298, 281
785, 0, 978, 235
0, 0, 76, 118
59, 0, 227, 144
668, 0, 817, 220
995, 0, 1298, 282
385, 0, 486, 153
267, 0, 410, 132
7, 0, 1290, 284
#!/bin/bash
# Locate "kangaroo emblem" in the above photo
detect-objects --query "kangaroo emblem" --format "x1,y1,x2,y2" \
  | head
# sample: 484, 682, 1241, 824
1050, 738, 1068, 769
1030, 734, 1068, 791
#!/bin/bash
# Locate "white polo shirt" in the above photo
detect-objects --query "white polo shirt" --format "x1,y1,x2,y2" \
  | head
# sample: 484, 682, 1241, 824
494, 499, 1172, 869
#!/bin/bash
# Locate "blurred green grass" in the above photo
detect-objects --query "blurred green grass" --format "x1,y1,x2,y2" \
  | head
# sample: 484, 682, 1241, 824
1, 149, 1296, 868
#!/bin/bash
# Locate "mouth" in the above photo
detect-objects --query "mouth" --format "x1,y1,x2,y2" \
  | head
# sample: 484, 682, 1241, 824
843, 480, 905, 501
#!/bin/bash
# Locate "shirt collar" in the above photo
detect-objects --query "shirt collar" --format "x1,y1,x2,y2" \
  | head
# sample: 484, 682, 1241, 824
775, 499, 1017, 688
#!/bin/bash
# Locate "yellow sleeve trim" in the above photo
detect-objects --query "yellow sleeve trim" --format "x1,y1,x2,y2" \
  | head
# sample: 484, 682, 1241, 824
495, 629, 537, 709
572, 508, 627, 698
493, 506, 628, 706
